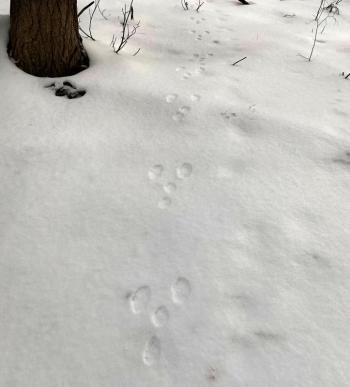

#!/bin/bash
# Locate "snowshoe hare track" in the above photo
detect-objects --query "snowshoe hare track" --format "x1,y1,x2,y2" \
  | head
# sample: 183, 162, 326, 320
171, 277, 192, 304
129, 286, 151, 314
143, 336, 161, 366
128, 277, 191, 366
148, 163, 192, 208
151, 306, 170, 328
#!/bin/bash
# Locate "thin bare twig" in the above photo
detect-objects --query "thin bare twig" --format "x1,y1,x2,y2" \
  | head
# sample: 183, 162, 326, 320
88, 1, 100, 40
79, 0, 101, 41
309, 0, 341, 61
112, 0, 140, 54
78, 1, 94, 17
232, 56, 247, 66
97, 2, 109, 19
196, 0, 205, 12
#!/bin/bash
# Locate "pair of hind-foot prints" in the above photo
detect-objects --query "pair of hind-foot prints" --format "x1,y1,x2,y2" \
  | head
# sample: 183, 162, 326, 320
129, 277, 191, 366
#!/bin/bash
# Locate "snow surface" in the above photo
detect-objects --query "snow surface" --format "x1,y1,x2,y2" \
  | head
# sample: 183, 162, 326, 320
1, 0, 350, 386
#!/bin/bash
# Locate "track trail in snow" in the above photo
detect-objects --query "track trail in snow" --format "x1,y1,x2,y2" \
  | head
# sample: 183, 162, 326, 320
147, 162, 193, 209
128, 277, 192, 366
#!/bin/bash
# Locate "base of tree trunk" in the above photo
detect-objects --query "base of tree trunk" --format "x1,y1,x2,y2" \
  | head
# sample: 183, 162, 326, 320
8, 0, 89, 78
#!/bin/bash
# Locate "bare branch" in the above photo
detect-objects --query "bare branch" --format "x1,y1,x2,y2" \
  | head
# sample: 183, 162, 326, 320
112, 0, 140, 54
78, 0, 101, 41
308, 0, 341, 61
196, 0, 205, 12
78, 1, 94, 18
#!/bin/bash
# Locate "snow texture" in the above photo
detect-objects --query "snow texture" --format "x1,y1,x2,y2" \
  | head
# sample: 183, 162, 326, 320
1, 0, 350, 386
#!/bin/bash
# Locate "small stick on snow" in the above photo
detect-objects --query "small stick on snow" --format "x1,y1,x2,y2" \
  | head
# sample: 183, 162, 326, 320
232, 56, 247, 66
345, 73, 350, 79
133, 48, 141, 56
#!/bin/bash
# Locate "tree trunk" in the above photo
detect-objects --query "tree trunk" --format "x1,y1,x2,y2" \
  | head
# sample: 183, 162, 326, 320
8, 0, 89, 77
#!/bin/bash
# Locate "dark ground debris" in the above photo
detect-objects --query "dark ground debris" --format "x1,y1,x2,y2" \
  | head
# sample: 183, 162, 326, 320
45, 81, 86, 99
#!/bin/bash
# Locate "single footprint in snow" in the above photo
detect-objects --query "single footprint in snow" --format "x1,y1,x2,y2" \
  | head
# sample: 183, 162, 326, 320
178, 105, 191, 114
194, 66, 206, 75
172, 112, 185, 122
163, 182, 177, 194
148, 164, 164, 180
207, 367, 218, 382
143, 336, 161, 366
171, 277, 191, 304
151, 306, 170, 328
129, 286, 151, 314
190, 94, 201, 102
176, 163, 193, 179
158, 197, 172, 209
166, 93, 178, 103
182, 71, 192, 80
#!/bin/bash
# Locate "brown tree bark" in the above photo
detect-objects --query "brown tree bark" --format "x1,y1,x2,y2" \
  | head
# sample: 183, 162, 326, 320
8, 0, 89, 77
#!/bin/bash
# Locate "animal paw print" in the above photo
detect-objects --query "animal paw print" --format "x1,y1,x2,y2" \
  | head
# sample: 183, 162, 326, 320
172, 105, 192, 122
190, 94, 201, 102
166, 93, 178, 103
176, 163, 193, 179
333, 151, 350, 166
171, 277, 192, 304
148, 164, 164, 180
220, 111, 237, 121
182, 71, 192, 80
128, 277, 191, 366
143, 336, 161, 366
194, 66, 206, 75
175, 65, 193, 80
166, 92, 202, 122
206, 366, 218, 382
147, 163, 193, 209
158, 197, 172, 209
151, 306, 170, 327
129, 286, 151, 314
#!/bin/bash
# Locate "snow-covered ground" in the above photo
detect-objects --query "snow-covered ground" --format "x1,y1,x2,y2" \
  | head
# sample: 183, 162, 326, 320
1, 0, 350, 385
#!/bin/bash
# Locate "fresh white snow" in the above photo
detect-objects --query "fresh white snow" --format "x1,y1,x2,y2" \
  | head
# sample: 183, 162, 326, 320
1, 0, 350, 386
